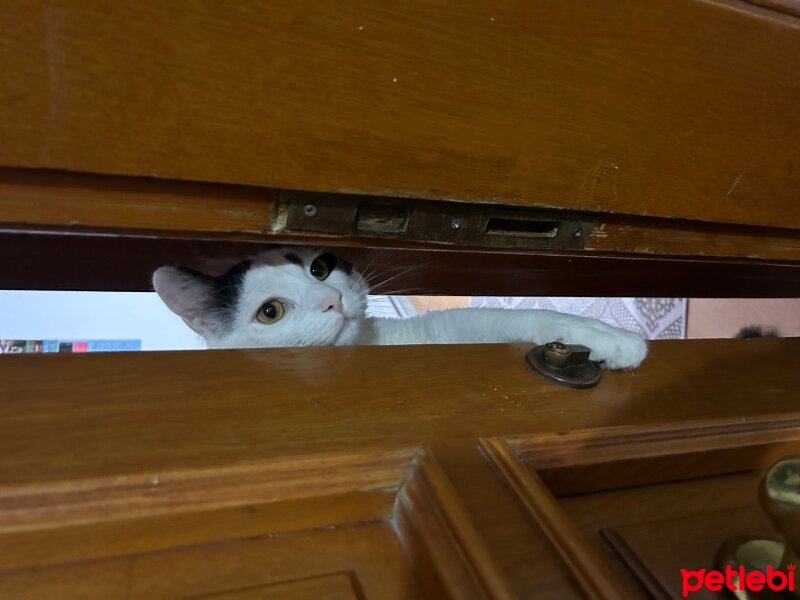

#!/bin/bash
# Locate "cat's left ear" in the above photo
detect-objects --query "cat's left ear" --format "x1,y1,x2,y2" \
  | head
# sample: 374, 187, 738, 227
152, 266, 220, 338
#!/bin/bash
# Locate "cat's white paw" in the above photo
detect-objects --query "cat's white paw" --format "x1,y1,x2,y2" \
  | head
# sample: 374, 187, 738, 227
583, 323, 648, 370
536, 316, 647, 369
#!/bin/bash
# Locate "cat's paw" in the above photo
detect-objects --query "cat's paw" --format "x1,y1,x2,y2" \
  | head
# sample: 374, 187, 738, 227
534, 316, 647, 369
582, 324, 648, 370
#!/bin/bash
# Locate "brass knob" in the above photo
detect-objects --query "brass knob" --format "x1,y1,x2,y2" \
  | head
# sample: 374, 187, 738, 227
714, 455, 800, 599
761, 456, 800, 562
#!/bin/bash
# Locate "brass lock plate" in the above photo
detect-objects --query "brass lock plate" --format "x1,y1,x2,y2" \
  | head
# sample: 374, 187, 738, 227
525, 342, 602, 389
275, 190, 594, 250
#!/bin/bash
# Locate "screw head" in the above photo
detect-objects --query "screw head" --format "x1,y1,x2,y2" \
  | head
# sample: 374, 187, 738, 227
303, 204, 318, 217
574, 228, 583, 239
450, 218, 462, 231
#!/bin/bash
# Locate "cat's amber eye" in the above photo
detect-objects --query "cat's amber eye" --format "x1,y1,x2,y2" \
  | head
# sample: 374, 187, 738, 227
256, 299, 285, 324
310, 257, 331, 281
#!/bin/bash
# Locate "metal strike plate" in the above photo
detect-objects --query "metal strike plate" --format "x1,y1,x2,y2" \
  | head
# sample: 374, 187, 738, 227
525, 342, 602, 389
275, 190, 594, 250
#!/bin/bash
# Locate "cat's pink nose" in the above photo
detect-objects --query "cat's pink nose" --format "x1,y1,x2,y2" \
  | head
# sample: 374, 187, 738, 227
317, 290, 343, 313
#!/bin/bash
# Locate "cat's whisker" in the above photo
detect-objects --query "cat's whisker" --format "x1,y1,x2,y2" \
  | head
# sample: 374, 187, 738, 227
360, 269, 381, 288
360, 258, 417, 284
347, 277, 371, 298
366, 263, 431, 293
369, 287, 427, 296
354, 255, 382, 283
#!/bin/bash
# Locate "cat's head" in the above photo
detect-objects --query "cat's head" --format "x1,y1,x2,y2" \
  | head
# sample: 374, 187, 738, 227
153, 246, 368, 348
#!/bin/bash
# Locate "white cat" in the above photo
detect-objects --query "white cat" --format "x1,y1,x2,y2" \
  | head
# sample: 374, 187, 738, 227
153, 246, 647, 369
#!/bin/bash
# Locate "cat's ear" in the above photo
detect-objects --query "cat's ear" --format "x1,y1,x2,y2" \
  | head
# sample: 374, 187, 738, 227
152, 266, 220, 337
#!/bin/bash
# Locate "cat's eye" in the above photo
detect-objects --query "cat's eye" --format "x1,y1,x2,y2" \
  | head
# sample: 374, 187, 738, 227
256, 299, 285, 324
310, 254, 336, 281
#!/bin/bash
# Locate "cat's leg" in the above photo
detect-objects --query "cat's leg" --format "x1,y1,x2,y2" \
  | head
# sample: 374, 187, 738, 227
535, 312, 648, 370
369, 308, 647, 369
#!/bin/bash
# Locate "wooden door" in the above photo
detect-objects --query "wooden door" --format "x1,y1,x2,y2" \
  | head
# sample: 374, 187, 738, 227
1, 1, 799, 597
1, 338, 797, 598
3, 0, 800, 229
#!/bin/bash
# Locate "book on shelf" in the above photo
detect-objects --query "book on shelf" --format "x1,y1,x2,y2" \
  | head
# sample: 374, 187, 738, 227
0, 339, 142, 353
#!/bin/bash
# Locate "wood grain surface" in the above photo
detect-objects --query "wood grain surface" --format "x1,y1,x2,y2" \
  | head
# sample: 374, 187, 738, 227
2, 1, 799, 228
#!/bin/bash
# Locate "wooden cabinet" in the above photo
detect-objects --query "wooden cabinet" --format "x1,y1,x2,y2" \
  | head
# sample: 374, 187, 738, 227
3, 0, 800, 229
0, 340, 798, 598
1, 1, 799, 597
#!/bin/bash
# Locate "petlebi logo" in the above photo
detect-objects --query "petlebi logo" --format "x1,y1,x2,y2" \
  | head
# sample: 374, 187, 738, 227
681, 564, 796, 597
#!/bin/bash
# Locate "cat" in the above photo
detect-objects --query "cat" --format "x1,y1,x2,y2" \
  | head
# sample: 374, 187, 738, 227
736, 325, 778, 338
153, 246, 647, 369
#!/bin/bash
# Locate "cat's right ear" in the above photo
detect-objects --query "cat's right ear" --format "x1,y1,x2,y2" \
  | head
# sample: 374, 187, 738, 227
152, 266, 218, 337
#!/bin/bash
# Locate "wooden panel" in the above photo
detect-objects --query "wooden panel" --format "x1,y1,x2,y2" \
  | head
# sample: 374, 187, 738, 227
0, 446, 514, 597
0, 523, 422, 600
0, 340, 799, 596
603, 507, 781, 599
0, 446, 518, 598
0, 169, 274, 234
561, 472, 769, 547
558, 472, 783, 600
486, 419, 800, 598
393, 449, 515, 599
589, 215, 800, 262
186, 573, 364, 600
4, 230, 800, 297
0, 338, 797, 486
2, 448, 412, 527
130, 524, 419, 600
0, 560, 131, 600
3, 169, 800, 262
506, 418, 800, 495
479, 437, 627, 599
425, 441, 587, 598
2, 2, 800, 228
0, 448, 413, 570
558, 472, 775, 599
191, 574, 365, 600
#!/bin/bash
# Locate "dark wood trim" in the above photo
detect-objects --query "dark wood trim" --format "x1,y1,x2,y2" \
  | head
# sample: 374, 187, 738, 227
2, 230, 799, 297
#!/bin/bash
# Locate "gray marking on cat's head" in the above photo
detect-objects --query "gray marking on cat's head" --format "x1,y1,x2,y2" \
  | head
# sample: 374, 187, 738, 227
284, 252, 303, 266
153, 246, 368, 348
